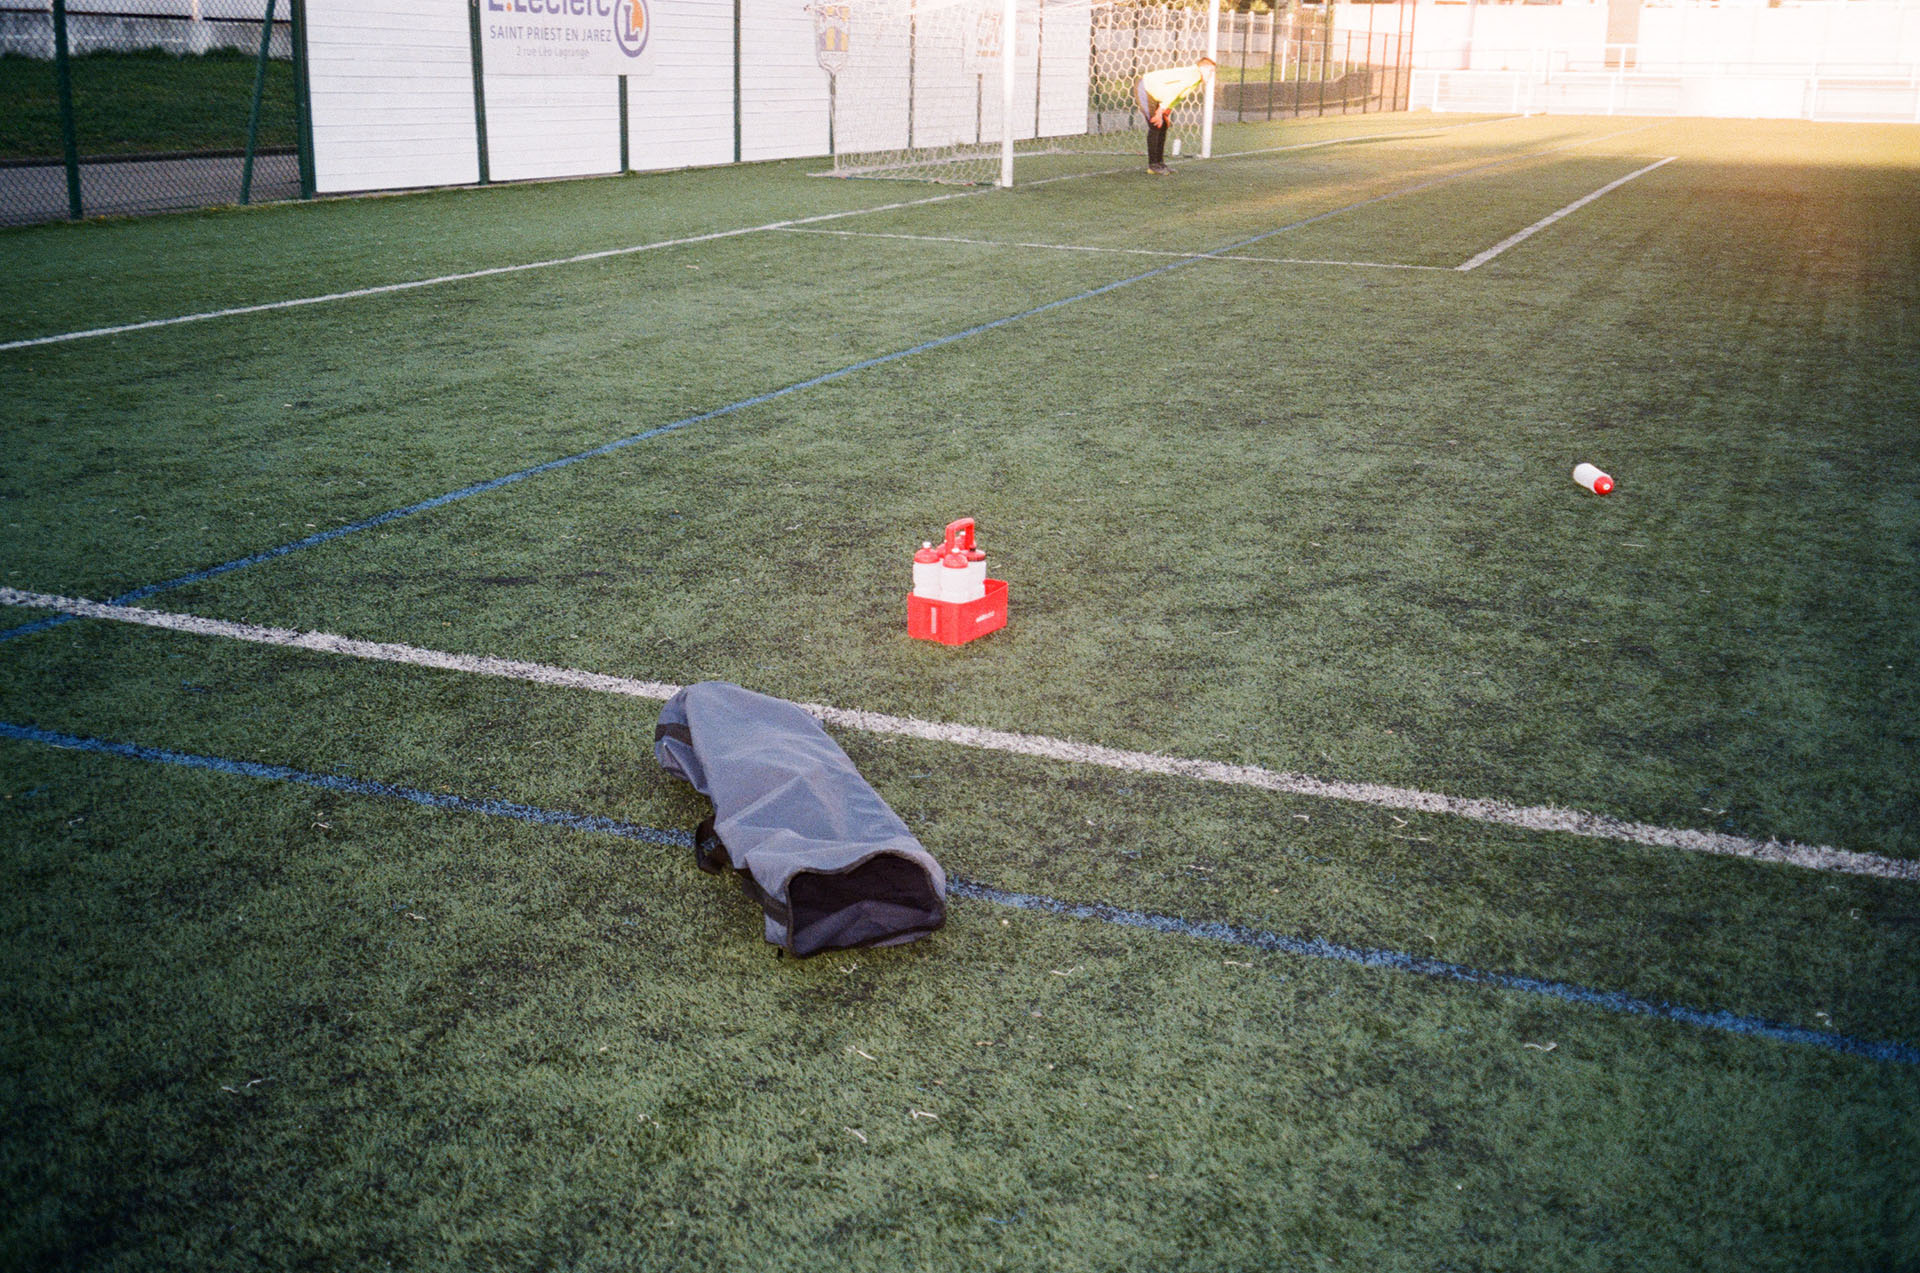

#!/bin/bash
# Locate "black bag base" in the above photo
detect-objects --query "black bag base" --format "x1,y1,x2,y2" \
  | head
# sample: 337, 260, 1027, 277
693, 816, 944, 957
787, 853, 946, 954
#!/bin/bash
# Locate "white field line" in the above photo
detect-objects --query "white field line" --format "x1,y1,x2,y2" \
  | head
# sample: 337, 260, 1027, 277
1, 117, 1628, 355
778, 227, 1451, 272
832, 115, 1526, 187
0, 187, 991, 354
1207, 112, 1523, 161
0, 589, 682, 703
1457, 156, 1677, 272
4, 586, 1912, 882
1166, 113, 1526, 164
785, 125, 1669, 273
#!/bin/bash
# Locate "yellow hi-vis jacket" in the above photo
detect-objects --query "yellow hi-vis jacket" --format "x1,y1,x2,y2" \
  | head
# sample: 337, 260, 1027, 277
1141, 64, 1208, 111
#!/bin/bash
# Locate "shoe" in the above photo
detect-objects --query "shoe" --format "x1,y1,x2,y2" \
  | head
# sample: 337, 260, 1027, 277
1147, 163, 1172, 175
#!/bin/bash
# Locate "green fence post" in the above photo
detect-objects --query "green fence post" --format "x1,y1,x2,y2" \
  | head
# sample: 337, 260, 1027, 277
1238, 9, 1247, 124
1342, 30, 1352, 113
1267, 8, 1277, 121
1368, 2, 1379, 111
291, 0, 316, 198
468, 0, 491, 183
1294, 5, 1306, 118
1402, 0, 1415, 110
241, 0, 280, 205
619, 76, 630, 173
1318, 13, 1328, 116
733, 0, 743, 163
51, 0, 81, 220
1033, 4, 1044, 138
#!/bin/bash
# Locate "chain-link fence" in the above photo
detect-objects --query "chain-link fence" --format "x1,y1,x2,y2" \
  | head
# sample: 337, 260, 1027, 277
1087, 3, 1414, 140
1210, 3, 1415, 124
0, 0, 311, 226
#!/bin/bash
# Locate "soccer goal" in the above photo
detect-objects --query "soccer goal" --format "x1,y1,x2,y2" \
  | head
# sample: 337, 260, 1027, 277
814, 0, 1222, 187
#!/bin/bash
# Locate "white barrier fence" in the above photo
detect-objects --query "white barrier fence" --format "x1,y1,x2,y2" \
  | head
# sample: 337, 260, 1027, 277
314, 1, 1920, 196
1414, 63, 1920, 123
1401, 0, 1920, 123
1394, 0, 1920, 72
307, 0, 831, 192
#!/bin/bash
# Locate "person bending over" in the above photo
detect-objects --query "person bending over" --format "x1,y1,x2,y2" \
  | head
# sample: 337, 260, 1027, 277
1134, 56, 1216, 174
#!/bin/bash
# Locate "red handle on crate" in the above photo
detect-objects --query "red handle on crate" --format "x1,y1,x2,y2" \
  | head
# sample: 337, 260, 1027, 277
943, 518, 975, 553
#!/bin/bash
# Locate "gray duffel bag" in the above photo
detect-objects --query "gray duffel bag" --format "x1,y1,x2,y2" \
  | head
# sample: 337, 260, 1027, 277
653, 681, 947, 957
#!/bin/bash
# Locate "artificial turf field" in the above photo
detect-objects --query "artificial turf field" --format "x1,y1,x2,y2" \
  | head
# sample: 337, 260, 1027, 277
2, 111, 1917, 1269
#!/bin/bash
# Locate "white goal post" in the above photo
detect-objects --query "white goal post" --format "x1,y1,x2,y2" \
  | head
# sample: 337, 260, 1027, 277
819, 0, 1223, 187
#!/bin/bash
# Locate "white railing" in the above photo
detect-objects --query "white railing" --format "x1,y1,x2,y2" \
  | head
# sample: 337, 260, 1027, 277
1414, 56, 1920, 123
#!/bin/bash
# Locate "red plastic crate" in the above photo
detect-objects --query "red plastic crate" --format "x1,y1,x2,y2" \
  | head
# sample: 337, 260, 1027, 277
907, 578, 1008, 646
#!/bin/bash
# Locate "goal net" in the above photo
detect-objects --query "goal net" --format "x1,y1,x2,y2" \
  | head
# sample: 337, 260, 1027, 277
817, 0, 1216, 186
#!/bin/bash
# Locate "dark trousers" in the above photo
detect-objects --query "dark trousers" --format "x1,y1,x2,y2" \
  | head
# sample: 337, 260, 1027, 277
1134, 78, 1167, 166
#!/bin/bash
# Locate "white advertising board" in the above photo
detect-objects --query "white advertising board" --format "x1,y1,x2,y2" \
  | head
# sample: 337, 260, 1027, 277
479, 0, 659, 76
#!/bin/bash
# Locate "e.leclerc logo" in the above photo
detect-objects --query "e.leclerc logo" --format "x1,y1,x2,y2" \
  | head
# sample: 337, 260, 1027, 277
615, 0, 649, 58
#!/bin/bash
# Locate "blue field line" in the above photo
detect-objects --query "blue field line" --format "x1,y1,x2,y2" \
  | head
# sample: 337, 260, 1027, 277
0, 720, 684, 848
0, 267, 1193, 646
5, 718, 1915, 1067
0, 151, 1526, 648
944, 880, 1920, 1067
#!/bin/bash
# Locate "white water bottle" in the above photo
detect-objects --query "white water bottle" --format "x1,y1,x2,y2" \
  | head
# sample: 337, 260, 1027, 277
912, 542, 943, 599
962, 544, 987, 601
939, 546, 982, 603
1572, 462, 1614, 495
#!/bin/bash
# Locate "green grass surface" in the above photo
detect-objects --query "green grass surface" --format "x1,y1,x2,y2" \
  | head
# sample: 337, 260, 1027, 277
0, 49, 296, 162
2, 113, 1918, 1268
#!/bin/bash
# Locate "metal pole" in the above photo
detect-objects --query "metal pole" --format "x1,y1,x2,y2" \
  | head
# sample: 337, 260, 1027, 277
1403, 0, 1416, 111
999, 0, 1015, 186
466, 0, 490, 183
1033, 2, 1044, 140
1235, 7, 1245, 124
1390, 1, 1405, 112
1225, 8, 1234, 124
1267, 8, 1277, 121
1202, 0, 1219, 158
52, 0, 81, 220
732, 0, 742, 163
241, 0, 279, 205
1129, 3, 1140, 140
1366, 0, 1376, 111
1318, 9, 1329, 116
290, 0, 315, 198
1294, 6, 1303, 109
1343, 30, 1353, 113
619, 76, 629, 172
